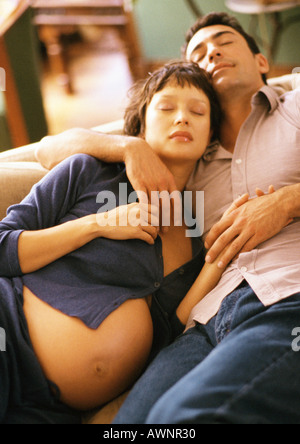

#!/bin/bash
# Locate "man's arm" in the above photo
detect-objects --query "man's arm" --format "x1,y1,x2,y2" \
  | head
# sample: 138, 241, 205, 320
35, 128, 178, 204
205, 183, 300, 268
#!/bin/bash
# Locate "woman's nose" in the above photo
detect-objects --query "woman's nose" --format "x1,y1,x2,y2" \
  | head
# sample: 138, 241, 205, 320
174, 111, 189, 126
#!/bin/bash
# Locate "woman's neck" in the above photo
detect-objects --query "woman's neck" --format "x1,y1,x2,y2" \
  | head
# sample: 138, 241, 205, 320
164, 161, 196, 193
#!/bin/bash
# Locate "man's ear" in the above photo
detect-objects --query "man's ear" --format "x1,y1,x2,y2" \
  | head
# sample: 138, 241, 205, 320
256, 53, 270, 76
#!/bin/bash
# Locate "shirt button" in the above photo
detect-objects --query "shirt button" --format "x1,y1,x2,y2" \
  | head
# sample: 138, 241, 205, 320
236, 159, 243, 165
179, 268, 185, 276
154, 282, 161, 289
241, 266, 248, 273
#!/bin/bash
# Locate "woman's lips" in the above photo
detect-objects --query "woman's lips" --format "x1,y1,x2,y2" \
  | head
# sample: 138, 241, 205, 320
169, 131, 193, 142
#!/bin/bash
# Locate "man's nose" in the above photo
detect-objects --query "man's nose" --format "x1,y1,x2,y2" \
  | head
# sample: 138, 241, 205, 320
207, 44, 223, 63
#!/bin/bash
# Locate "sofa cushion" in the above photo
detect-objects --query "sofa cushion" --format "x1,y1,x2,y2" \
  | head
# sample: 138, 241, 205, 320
0, 161, 47, 220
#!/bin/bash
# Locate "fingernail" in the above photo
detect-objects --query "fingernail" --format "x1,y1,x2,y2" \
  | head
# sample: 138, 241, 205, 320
218, 261, 224, 269
206, 255, 212, 263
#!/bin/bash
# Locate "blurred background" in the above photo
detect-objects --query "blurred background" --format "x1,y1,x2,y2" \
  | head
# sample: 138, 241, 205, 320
0, 0, 300, 151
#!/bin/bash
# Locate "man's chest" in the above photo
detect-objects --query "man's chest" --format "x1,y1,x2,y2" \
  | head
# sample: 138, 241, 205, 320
188, 107, 300, 237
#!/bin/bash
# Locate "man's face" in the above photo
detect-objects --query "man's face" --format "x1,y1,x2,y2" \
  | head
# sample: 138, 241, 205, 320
186, 25, 269, 95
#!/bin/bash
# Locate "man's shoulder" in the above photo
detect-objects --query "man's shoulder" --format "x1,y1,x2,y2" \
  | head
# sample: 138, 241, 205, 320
279, 89, 300, 127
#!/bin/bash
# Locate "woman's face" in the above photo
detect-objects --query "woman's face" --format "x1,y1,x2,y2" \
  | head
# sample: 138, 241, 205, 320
144, 81, 212, 165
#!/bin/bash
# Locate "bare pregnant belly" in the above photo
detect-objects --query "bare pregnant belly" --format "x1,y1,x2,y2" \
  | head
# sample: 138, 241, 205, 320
23, 286, 153, 410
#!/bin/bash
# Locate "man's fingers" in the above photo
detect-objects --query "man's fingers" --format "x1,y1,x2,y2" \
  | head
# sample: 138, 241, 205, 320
224, 194, 249, 217
255, 188, 265, 197
207, 194, 250, 250
256, 185, 275, 197
137, 188, 150, 206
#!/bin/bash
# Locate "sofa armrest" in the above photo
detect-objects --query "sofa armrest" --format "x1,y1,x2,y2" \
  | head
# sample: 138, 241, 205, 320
0, 162, 48, 220
0, 120, 125, 164
0, 142, 39, 162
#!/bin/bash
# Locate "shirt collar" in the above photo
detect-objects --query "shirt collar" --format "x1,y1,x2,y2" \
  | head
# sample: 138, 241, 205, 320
202, 141, 232, 162
252, 85, 281, 113
202, 86, 282, 162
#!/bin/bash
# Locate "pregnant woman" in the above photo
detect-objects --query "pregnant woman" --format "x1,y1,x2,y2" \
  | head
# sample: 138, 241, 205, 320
0, 61, 224, 423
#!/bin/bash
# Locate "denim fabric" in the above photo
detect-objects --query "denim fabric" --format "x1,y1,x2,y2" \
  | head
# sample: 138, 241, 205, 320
114, 283, 300, 424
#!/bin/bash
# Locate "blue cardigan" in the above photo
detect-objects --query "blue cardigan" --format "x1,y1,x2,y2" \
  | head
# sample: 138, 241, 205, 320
0, 155, 204, 342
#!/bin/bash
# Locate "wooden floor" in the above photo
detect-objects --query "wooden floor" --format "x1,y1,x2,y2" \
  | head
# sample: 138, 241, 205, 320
41, 28, 134, 135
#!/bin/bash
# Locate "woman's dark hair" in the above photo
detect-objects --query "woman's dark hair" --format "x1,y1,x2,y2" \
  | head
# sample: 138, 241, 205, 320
183, 12, 267, 84
124, 61, 222, 142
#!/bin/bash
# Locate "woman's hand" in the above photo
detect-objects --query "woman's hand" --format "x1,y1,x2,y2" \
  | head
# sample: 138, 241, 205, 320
96, 203, 159, 245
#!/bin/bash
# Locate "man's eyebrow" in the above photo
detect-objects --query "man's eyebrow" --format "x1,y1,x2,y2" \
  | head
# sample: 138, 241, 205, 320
190, 31, 236, 55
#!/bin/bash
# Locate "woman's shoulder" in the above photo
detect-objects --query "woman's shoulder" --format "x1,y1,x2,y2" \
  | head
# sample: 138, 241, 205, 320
54, 154, 125, 179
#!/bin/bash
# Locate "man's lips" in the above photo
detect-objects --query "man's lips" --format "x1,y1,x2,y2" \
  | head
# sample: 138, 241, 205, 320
169, 131, 193, 142
211, 63, 234, 77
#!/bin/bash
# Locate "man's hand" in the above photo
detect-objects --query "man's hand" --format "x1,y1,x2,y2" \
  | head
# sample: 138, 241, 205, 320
124, 140, 178, 202
205, 186, 294, 268
124, 140, 181, 229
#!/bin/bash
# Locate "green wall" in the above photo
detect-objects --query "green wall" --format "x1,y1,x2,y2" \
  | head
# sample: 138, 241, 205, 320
133, 0, 300, 65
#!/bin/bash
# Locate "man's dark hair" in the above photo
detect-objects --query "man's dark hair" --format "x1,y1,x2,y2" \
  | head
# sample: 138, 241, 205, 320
183, 12, 267, 84
124, 61, 222, 141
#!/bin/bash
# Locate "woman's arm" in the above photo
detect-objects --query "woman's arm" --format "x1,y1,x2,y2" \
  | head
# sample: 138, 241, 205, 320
18, 204, 158, 274
176, 194, 251, 325
0, 155, 158, 277
18, 215, 98, 274
176, 258, 224, 325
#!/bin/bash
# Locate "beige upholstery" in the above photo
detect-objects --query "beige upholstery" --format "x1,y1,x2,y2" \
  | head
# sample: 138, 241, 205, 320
0, 120, 124, 220
0, 162, 47, 220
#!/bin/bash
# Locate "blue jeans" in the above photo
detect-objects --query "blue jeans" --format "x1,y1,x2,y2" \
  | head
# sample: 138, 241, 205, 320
114, 283, 300, 424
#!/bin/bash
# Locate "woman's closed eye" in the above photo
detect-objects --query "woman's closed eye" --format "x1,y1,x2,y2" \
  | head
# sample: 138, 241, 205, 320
191, 109, 205, 116
157, 104, 174, 111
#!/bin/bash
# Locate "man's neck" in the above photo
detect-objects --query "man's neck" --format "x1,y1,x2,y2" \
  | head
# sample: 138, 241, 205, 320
218, 84, 263, 153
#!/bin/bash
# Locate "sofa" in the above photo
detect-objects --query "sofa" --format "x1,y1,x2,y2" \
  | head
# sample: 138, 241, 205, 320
0, 74, 296, 423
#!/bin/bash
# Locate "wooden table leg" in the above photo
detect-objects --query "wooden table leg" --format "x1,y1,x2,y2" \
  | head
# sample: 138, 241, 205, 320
38, 25, 74, 94
119, 10, 145, 80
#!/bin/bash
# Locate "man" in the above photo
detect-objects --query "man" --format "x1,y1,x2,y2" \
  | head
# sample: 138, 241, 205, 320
37, 13, 300, 423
